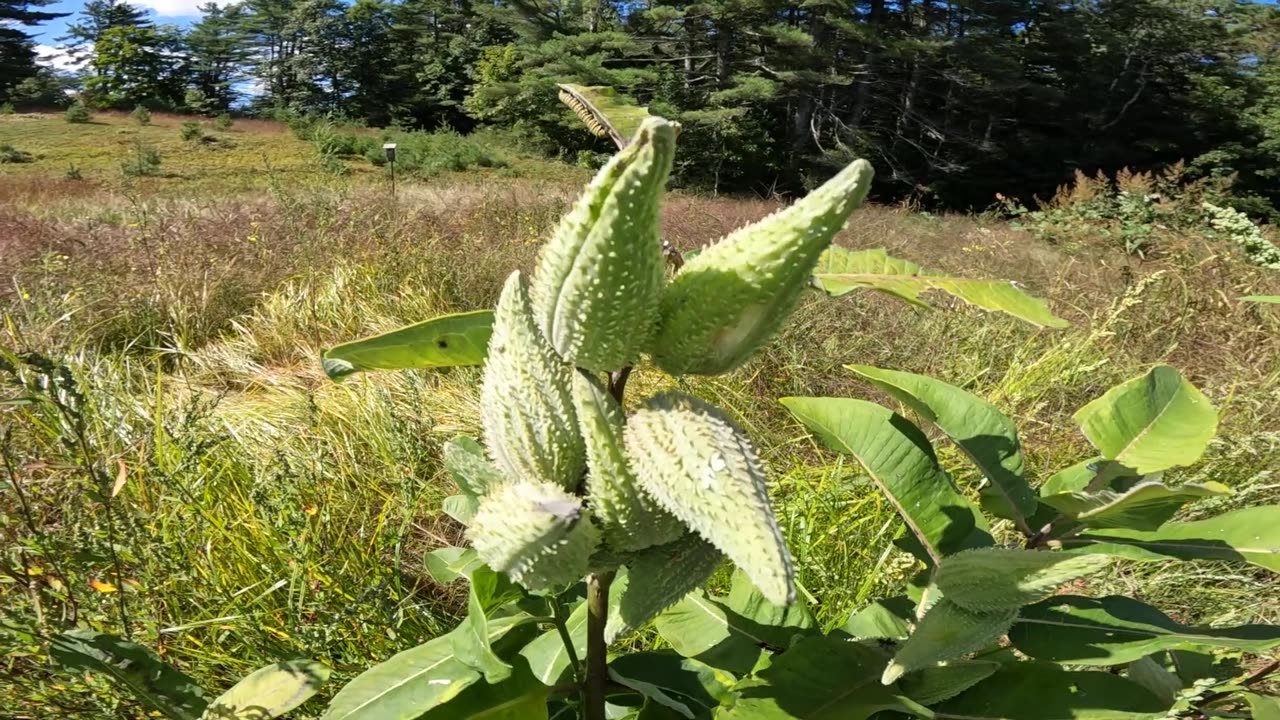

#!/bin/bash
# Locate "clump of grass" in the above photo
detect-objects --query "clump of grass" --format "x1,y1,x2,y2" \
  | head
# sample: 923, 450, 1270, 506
65, 163, 82, 180
0, 142, 33, 163
130, 105, 151, 126
64, 102, 91, 123
0, 101, 15, 115
179, 121, 205, 142
214, 113, 233, 131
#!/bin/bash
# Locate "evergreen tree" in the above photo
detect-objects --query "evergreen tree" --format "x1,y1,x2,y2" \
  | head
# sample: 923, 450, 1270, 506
187, 2, 253, 111
0, 0, 69, 102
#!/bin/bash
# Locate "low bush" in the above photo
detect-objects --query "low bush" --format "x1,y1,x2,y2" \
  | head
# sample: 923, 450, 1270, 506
64, 102, 91, 123
180, 121, 205, 142
130, 104, 151, 125
364, 128, 504, 177
0, 143, 34, 163
120, 140, 162, 176
214, 113, 233, 130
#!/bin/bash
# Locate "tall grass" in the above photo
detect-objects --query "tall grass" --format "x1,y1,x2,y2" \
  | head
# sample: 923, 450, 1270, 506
2, 124, 1279, 715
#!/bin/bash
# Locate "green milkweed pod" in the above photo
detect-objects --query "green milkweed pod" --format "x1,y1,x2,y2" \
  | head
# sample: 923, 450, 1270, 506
625, 392, 795, 605
531, 117, 678, 372
571, 371, 685, 552
606, 532, 723, 642
466, 480, 599, 591
935, 548, 1111, 612
881, 599, 1017, 685
651, 159, 874, 376
480, 271, 585, 490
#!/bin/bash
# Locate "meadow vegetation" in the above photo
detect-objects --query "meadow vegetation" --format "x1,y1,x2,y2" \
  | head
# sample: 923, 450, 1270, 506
2, 111, 1279, 717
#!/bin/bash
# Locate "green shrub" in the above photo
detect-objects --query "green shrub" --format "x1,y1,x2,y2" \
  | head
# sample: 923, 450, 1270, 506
0, 143, 34, 163
363, 128, 504, 177
65, 163, 82, 180
64, 102, 91, 124
130, 105, 151, 125
179, 121, 204, 142
0, 101, 15, 115
120, 140, 162, 176
213, 113, 233, 130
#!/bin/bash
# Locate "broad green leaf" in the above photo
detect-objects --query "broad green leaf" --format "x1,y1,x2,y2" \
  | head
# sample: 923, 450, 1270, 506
452, 569, 519, 683
520, 599, 587, 685
609, 652, 735, 719
1244, 693, 1280, 720
321, 617, 528, 720
201, 660, 329, 720
1072, 365, 1217, 475
1242, 295, 1280, 304
1040, 457, 1111, 496
424, 547, 485, 585
443, 495, 479, 525
558, 83, 655, 149
781, 396, 991, 565
321, 310, 494, 381
841, 596, 914, 641
1010, 595, 1280, 666
1124, 656, 1182, 707
898, 660, 1000, 706
50, 630, 208, 720
418, 656, 549, 720
715, 635, 915, 719
937, 662, 1166, 719
1040, 481, 1229, 531
443, 436, 503, 499
655, 590, 796, 675
882, 599, 1018, 684
812, 247, 1069, 328
846, 364, 1037, 531
1062, 505, 1280, 572
722, 568, 817, 648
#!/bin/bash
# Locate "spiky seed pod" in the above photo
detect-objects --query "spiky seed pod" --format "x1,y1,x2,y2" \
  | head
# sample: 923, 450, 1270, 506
625, 392, 795, 605
531, 117, 678, 372
572, 372, 685, 551
651, 159, 874, 376
466, 480, 599, 591
936, 548, 1111, 613
442, 436, 505, 497
881, 599, 1018, 685
606, 533, 723, 642
480, 271, 585, 490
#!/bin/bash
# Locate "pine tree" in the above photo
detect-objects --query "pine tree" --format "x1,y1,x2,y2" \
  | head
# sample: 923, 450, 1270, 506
0, 0, 69, 102
186, 2, 253, 112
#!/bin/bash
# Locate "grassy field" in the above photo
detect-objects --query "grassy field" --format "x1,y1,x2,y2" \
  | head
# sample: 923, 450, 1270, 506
2, 111, 1279, 718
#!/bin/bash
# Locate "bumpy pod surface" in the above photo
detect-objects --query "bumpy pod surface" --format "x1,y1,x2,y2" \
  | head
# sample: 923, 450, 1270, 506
881, 599, 1017, 685
936, 548, 1110, 612
651, 159, 874, 376
531, 117, 677, 372
625, 392, 795, 605
572, 372, 685, 551
606, 532, 723, 642
466, 480, 598, 590
480, 271, 585, 490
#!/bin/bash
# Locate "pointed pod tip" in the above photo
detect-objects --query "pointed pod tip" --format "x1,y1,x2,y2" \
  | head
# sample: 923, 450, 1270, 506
881, 662, 907, 685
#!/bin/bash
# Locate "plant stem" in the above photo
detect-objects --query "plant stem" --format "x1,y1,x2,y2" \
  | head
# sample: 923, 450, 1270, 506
551, 598, 582, 683
584, 570, 615, 720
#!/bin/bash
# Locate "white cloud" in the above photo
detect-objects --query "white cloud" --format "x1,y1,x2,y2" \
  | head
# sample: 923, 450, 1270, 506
35, 44, 88, 72
133, 0, 212, 16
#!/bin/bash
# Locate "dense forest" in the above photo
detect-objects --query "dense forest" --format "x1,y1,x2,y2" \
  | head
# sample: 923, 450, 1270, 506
4, 0, 1280, 211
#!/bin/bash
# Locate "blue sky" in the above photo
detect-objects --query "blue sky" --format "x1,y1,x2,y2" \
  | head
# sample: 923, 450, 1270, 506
32, 0, 206, 68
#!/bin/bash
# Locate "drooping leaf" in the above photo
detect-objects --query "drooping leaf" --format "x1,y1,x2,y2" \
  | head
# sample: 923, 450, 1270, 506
443, 495, 480, 526
417, 655, 549, 720
558, 83, 656, 149
715, 635, 916, 720
1039, 457, 1128, 497
1040, 481, 1229, 531
201, 660, 329, 720
935, 547, 1111, 612
424, 547, 485, 585
50, 630, 208, 720
1244, 693, 1280, 720
1010, 595, 1280, 665
780, 396, 991, 565
1124, 656, 1182, 707
609, 652, 735, 719
321, 617, 530, 720
841, 596, 914, 641
321, 310, 494, 381
520, 599, 587, 686
846, 364, 1037, 531
882, 599, 1018, 684
898, 660, 1000, 706
812, 247, 1069, 328
452, 568, 521, 683
937, 662, 1167, 719
1072, 365, 1218, 475
1062, 505, 1280, 572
